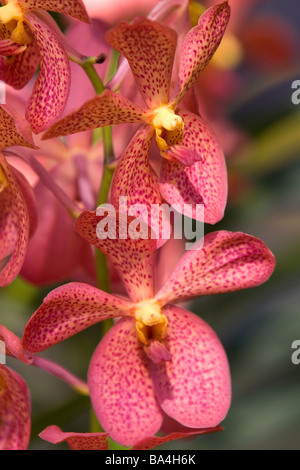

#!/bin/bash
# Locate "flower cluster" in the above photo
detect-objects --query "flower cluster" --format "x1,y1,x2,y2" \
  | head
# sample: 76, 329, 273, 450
0, 0, 276, 450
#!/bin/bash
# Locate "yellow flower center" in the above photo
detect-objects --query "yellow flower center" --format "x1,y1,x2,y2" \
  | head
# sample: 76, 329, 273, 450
152, 105, 184, 153
0, 1, 32, 45
0, 1, 23, 24
134, 300, 167, 346
0, 164, 9, 193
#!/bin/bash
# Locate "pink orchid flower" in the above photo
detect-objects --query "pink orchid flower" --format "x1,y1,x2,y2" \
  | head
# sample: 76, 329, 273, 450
0, 104, 38, 287
0, 0, 90, 133
43, 2, 231, 225
22, 209, 275, 447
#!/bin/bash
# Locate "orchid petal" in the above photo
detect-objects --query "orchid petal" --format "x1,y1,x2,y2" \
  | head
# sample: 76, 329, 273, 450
39, 425, 109, 450
172, 1, 230, 105
155, 231, 276, 306
22, 282, 132, 353
0, 157, 31, 287
106, 18, 177, 108
19, 0, 90, 22
159, 110, 227, 224
75, 210, 157, 302
0, 324, 32, 364
151, 305, 231, 428
132, 425, 223, 450
88, 317, 164, 447
0, 38, 26, 55
0, 105, 35, 150
111, 125, 170, 246
20, 160, 95, 286
25, 13, 71, 133
42, 89, 150, 140
12, 167, 37, 238
0, 365, 31, 450
0, 39, 40, 90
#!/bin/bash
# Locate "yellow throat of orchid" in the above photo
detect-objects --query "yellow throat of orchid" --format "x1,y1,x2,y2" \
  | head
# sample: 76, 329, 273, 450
152, 105, 184, 154
0, 0, 32, 45
0, 164, 9, 193
134, 299, 167, 346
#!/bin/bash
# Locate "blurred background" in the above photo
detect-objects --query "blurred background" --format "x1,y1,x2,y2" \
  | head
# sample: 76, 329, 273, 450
1, 0, 300, 450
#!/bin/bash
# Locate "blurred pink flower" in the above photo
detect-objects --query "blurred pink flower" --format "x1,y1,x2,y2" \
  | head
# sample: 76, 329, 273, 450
0, 0, 90, 133
22, 209, 275, 446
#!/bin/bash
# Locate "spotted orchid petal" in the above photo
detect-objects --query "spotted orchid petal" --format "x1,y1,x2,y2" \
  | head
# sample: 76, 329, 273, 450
151, 305, 231, 428
88, 317, 164, 447
0, 157, 34, 287
132, 425, 223, 450
75, 210, 157, 302
24, 13, 71, 134
111, 125, 170, 246
159, 109, 227, 224
0, 324, 32, 364
42, 89, 150, 140
172, 1, 231, 105
0, 365, 31, 450
22, 282, 133, 353
0, 45, 40, 90
106, 18, 177, 108
0, 23, 40, 90
19, 0, 90, 23
0, 105, 35, 150
0, 38, 26, 55
39, 425, 109, 450
155, 231, 276, 306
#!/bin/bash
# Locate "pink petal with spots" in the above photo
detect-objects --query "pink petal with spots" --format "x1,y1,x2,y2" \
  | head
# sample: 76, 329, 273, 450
0, 32, 40, 90
25, 14, 71, 134
12, 167, 37, 238
151, 305, 231, 428
22, 282, 132, 353
0, 105, 35, 150
159, 110, 227, 224
39, 425, 109, 450
88, 317, 164, 447
0, 324, 32, 364
111, 125, 170, 246
0, 39, 26, 55
132, 425, 223, 450
0, 365, 31, 450
155, 231, 276, 306
75, 210, 156, 302
106, 18, 177, 108
172, 1, 230, 105
19, 0, 90, 22
42, 89, 150, 140
0, 157, 31, 287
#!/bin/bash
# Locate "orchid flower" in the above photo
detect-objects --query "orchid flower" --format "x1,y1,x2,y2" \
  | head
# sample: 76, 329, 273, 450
0, 0, 90, 133
0, 104, 38, 287
22, 209, 275, 447
43, 2, 230, 225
